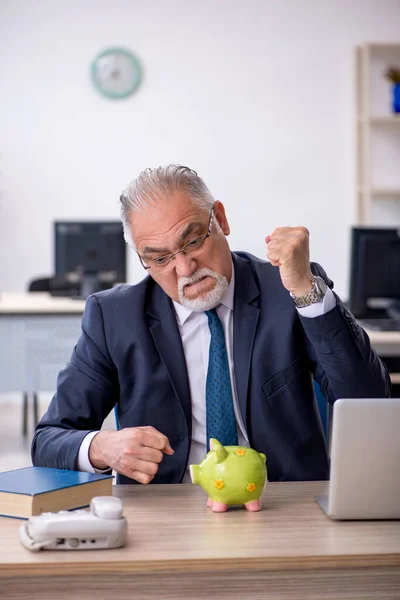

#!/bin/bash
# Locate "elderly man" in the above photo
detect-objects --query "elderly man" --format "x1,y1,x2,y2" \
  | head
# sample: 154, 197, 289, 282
32, 165, 390, 484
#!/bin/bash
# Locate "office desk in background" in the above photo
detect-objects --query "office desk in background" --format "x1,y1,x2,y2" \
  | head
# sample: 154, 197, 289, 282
0, 293, 85, 396
1, 292, 400, 395
0, 482, 399, 600
362, 327, 400, 387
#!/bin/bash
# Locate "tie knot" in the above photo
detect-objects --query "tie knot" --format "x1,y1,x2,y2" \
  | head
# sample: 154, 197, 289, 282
205, 308, 219, 322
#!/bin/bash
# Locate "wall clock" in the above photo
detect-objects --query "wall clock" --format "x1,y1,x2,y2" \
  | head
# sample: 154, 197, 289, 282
90, 47, 142, 99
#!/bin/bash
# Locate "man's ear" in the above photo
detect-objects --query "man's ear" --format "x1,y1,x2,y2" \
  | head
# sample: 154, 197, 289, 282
214, 201, 230, 236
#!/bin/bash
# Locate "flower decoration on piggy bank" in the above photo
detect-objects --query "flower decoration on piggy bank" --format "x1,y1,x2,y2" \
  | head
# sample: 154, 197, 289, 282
190, 438, 267, 512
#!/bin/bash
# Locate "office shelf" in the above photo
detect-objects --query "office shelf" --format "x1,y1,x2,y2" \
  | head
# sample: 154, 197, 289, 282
356, 43, 400, 224
358, 187, 400, 197
371, 187, 400, 197
358, 116, 400, 124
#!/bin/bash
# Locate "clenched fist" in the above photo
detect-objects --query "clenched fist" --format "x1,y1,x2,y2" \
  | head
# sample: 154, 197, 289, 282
89, 426, 174, 484
265, 226, 313, 297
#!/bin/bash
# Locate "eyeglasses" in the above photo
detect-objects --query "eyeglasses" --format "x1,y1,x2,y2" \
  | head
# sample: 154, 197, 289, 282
137, 208, 214, 272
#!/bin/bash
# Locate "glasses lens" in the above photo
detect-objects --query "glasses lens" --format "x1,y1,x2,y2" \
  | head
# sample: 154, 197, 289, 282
182, 235, 206, 253
152, 255, 171, 268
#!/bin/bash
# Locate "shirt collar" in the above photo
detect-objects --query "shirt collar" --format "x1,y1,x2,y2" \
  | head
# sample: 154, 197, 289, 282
173, 264, 235, 326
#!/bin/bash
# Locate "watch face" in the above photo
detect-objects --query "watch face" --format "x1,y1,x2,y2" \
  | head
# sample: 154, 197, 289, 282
315, 276, 328, 297
91, 48, 142, 99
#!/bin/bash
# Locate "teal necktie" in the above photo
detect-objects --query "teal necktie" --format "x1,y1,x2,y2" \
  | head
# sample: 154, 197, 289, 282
205, 309, 238, 450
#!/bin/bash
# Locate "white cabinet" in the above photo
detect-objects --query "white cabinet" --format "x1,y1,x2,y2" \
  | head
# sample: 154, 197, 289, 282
356, 43, 400, 224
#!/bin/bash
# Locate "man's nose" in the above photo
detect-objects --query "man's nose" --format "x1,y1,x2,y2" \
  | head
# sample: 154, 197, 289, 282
173, 251, 198, 277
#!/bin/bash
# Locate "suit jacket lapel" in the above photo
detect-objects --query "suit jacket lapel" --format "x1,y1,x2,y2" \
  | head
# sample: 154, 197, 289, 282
232, 253, 260, 429
147, 284, 192, 441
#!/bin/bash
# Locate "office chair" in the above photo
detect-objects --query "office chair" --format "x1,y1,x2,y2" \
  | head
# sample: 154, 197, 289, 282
28, 277, 53, 293
314, 380, 332, 449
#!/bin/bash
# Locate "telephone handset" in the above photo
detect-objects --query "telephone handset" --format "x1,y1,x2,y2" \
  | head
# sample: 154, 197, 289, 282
19, 496, 127, 552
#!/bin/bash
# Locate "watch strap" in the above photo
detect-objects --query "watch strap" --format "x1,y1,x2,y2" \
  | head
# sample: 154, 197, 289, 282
290, 275, 327, 308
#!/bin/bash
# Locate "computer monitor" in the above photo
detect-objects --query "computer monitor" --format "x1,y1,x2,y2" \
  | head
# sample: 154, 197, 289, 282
54, 221, 127, 297
348, 227, 400, 327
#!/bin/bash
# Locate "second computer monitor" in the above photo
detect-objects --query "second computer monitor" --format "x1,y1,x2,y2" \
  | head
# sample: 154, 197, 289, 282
348, 227, 400, 320
54, 221, 127, 296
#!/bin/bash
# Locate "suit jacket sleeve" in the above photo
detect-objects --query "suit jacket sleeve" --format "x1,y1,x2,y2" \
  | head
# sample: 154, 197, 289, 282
31, 295, 119, 470
302, 263, 391, 402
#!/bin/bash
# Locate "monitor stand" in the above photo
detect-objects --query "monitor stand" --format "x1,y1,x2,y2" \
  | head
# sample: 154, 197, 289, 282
80, 274, 102, 298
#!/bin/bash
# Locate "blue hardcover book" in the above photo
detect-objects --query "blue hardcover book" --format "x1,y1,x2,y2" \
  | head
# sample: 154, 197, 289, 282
0, 466, 113, 519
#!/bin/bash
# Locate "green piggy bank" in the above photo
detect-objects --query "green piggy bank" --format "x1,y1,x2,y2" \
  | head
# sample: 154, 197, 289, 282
190, 439, 267, 512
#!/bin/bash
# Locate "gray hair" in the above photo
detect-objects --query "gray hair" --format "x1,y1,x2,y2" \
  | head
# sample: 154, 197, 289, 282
119, 165, 215, 248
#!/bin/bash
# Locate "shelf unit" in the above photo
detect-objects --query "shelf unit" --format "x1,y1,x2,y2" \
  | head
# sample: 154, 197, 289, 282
356, 43, 400, 224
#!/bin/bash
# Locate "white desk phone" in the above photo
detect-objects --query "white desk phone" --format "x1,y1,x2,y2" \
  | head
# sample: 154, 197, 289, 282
19, 496, 127, 552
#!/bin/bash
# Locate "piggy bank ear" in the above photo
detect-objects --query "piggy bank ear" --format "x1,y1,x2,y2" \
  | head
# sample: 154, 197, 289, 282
210, 438, 228, 463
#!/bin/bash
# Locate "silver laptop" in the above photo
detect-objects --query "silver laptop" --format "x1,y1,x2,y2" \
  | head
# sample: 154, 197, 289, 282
315, 397, 400, 520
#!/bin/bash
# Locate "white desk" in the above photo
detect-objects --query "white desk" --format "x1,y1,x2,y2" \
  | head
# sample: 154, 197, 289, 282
0, 292, 86, 315
363, 327, 400, 357
0, 293, 85, 434
363, 327, 400, 385
0, 293, 85, 394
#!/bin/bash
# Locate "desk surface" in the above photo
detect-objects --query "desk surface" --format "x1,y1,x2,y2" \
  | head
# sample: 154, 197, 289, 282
1, 482, 399, 599
1, 481, 400, 574
0, 292, 86, 314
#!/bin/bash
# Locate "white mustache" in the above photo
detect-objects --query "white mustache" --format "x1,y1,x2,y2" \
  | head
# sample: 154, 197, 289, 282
178, 268, 217, 292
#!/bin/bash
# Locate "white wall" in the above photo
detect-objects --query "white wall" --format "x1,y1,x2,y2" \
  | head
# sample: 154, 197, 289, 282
1, 0, 399, 297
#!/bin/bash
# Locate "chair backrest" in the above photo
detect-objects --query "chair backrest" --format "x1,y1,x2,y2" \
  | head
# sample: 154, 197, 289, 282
114, 405, 120, 430
314, 380, 329, 444
28, 277, 53, 292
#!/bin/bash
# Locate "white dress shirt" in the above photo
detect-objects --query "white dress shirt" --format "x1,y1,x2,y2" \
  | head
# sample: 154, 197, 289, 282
78, 265, 336, 481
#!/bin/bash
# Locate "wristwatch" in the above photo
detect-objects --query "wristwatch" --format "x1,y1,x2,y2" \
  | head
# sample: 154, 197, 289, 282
290, 275, 328, 308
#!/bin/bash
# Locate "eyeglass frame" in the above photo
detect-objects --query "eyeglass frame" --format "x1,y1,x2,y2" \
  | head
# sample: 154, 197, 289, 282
137, 207, 215, 271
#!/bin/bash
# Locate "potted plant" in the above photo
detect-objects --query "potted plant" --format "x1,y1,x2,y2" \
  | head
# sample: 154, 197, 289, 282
384, 66, 400, 114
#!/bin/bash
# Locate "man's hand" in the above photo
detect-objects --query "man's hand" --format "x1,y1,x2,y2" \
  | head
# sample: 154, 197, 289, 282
265, 226, 313, 297
89, 426, 174, 484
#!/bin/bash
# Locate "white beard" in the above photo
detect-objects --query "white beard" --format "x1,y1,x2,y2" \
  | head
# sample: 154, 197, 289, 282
177, 268, 229, 312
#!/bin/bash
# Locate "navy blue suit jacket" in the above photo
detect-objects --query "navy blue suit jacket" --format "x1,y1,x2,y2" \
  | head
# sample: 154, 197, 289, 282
32, 252, 390, 483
